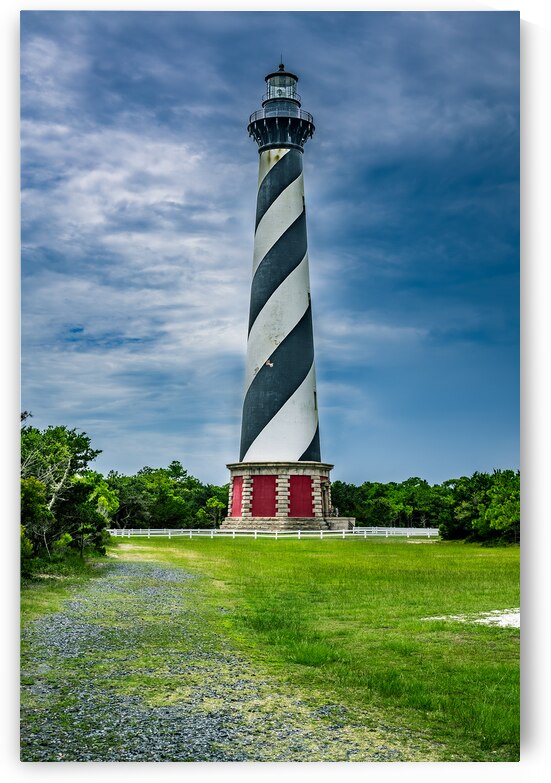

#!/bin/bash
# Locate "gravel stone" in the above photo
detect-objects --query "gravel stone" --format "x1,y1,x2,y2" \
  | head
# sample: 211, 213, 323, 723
21, 561, 442, 762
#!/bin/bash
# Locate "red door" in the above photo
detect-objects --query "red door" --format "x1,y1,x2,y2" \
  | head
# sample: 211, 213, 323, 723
251, 475, 277, 517
231, 476, 243, 517
289, 475, 314, 517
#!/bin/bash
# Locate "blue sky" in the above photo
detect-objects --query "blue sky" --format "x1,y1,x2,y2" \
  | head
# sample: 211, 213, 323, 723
20, 10, 519, 486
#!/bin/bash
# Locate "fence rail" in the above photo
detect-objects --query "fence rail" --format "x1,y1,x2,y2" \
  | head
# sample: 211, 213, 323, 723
108, 527, 439, 540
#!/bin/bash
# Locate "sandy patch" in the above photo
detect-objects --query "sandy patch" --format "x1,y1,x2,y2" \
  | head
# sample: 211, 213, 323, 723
34, 574, 68, 580
116, 543, 152, 551
423, 608, 520, 628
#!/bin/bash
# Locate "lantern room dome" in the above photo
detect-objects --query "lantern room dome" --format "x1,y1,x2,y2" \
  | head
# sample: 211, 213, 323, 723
263, 63, 301, 105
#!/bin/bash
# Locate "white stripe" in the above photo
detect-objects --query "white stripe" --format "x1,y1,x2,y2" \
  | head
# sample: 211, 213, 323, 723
242, 364, 318, 462
252, 173, 304, 273
244, 253, 309, 392
257, 148, 290, 188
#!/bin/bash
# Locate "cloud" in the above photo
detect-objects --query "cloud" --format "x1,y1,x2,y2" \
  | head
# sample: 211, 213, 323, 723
20, 33, 89, 113
314, 312, 427, 368
21, 91, 254, 481
20, 11, 519, 484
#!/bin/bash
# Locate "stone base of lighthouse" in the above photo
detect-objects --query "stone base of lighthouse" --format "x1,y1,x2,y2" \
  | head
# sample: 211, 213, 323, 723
221, 461, 355, 531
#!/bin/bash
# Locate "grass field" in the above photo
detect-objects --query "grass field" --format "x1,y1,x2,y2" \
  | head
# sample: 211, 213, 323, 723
110, 537, 519, 761
21, 537, 519, 761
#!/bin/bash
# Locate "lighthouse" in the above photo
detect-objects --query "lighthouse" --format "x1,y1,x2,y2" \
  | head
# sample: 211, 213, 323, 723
222, 65, 353, 531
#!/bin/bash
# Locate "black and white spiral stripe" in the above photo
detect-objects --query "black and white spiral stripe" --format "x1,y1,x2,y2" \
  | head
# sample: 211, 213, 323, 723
239, 147, 320, 463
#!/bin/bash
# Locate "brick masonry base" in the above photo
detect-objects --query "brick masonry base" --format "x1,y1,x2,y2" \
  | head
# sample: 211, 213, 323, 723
222, 461, 355, 532
220, 517, 355, 531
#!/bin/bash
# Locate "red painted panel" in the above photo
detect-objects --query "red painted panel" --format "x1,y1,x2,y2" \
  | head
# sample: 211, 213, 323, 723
251, 475, 277, 517
289, 475, 314, 517
231, 476, 243, 517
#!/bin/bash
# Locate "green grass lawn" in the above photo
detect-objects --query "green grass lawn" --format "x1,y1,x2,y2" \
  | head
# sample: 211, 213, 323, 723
111, 536, 519, 761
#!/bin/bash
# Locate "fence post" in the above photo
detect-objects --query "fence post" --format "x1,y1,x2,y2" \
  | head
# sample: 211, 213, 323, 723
321, 530, 324, 540
211, 529, 214, 539
232, 530, 235, 539
342, 529, 346, 539
298, 530, 301, 540
254, 530, 257, 540
275, 531, 278, 540
364, 530, 367, 539
385, 530, 388, 538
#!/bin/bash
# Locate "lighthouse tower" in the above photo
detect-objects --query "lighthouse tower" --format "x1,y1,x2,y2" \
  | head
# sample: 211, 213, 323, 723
222, 65, 352, 531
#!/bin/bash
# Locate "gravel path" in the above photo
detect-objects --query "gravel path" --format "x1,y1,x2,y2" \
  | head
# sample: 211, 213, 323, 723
21, 560, 442, 762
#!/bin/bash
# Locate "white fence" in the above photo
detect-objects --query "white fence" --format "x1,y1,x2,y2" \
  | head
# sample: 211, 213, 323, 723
108, 527, 439, 540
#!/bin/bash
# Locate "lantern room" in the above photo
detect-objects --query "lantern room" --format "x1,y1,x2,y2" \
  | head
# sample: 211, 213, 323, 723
263, 63, 300, 105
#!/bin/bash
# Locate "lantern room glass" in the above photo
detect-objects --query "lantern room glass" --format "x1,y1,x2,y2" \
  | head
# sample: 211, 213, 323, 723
265, 74, 299, 102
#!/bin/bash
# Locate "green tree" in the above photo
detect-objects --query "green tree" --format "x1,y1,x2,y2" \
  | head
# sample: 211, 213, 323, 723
472, 470, 520, 543
399, 477, 434, 527
107, 472, 154, 529
107, 464, 228, 529
20, 477, 56, 557
79, 471, 120, 522
439, 472, 494, 540
54, 477, 111, 557
20, 526, 35, 578
21, 420, 104, 561
330, 481, 365, 521
363, 496, 395, 526
196, 496, 226, 528
21, 424, 101, 513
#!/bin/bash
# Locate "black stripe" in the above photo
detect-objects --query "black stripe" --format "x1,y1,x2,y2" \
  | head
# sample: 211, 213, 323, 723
299, 425, 321, 462
240, 306, 315, 461
248, 210, 307, 334
255, 149, 303, 230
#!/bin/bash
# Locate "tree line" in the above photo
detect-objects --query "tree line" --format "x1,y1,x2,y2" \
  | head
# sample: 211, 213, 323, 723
21, 414, 519, 576
20, 414, 228, 577
331, 471, 520, 543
